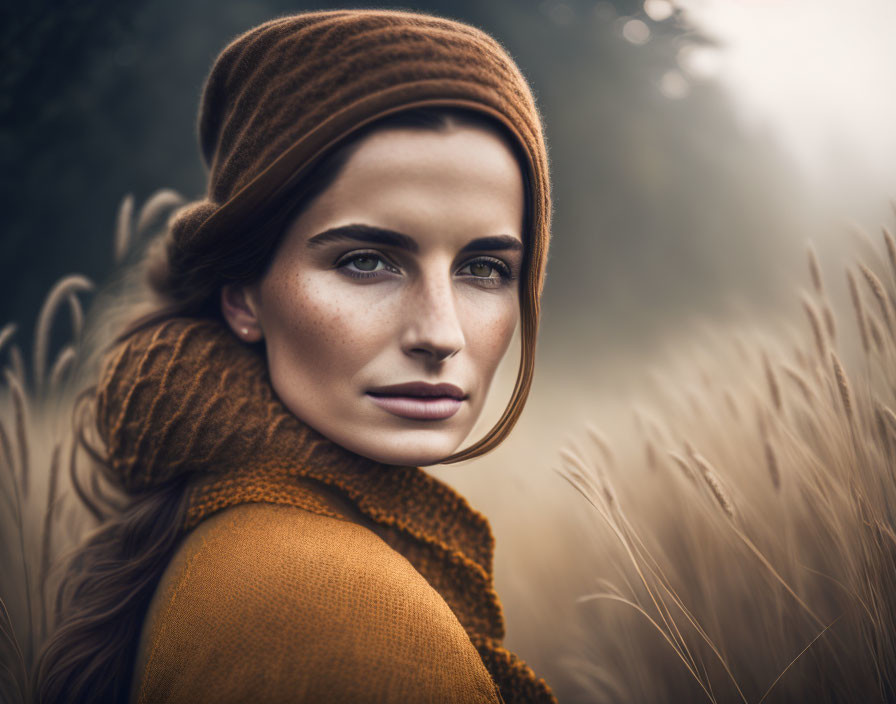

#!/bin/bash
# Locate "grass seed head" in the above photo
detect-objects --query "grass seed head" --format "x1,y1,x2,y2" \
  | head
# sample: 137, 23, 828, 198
830, 351, 853, 423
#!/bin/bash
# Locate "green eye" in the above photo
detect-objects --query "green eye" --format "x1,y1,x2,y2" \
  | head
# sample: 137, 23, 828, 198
457, 257, 513, 288
469, 261, 495, 277
336, 251, 399, 279
352, 255, 380, 271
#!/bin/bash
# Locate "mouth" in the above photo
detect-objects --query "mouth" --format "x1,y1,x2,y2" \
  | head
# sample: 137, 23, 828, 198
366, 381, 467, 420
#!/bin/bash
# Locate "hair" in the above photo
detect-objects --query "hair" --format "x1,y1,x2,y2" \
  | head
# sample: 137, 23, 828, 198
33, 105, 533, 703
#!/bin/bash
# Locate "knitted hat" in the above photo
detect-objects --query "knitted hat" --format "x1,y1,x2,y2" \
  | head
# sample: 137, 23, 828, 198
167, 9, 551, 462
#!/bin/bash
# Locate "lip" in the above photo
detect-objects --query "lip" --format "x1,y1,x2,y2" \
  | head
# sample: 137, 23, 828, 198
366, 381, 467, 420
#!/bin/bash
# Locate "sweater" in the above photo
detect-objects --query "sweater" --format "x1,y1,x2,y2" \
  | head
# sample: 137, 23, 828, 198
95, 317, 557, 703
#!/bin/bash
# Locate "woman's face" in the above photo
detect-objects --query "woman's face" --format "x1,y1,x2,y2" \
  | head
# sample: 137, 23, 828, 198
222, 123, 525, 466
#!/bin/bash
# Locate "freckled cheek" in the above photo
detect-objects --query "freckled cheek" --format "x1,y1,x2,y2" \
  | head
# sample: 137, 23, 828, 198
461, 295, 519, 369
266, 277, 397, 374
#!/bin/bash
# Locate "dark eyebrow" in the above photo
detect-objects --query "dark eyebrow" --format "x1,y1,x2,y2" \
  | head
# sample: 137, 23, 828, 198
306, 224, 418, 252
306, 224, 524, 255
459, 235, 523, 254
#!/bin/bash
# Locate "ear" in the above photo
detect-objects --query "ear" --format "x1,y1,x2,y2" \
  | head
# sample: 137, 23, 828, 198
220, 284, 264, 343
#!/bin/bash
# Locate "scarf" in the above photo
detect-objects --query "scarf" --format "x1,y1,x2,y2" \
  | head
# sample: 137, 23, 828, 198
95, 316, 556, 703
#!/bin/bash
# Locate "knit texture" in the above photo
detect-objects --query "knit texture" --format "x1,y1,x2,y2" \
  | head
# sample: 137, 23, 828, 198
168, 10, 550, 305
96, 317, 556, 703
130, 503, 504, 703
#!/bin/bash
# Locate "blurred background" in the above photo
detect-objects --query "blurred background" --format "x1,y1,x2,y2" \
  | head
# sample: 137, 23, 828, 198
3, 0, 896, 701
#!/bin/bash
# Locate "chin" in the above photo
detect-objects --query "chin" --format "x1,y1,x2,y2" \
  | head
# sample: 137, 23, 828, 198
335, 427, 466, 467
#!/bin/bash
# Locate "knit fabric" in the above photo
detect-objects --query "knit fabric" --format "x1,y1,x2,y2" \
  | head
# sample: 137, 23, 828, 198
130, 503, 503, 703
96, 317, 556, 703
168, 10, 551, 307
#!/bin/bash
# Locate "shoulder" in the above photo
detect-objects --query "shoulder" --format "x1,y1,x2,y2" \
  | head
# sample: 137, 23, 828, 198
132, 503, 501, 704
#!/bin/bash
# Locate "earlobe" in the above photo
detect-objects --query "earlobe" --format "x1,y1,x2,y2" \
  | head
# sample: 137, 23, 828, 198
220, 284, 264, 343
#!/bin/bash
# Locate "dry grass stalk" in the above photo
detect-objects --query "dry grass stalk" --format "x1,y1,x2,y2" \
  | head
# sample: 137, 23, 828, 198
781, 364, 816, 406
38, 441, 61, 641
875, 519, 896, 549
830, 351, 853, 424
66, 292, 84, 342
764, 439, 781, 492
689, 450, 736, 520
874, 405, 892, 456
0, 323, 16, 359
883, 226, 896, 284
847, 269, 871, 354
756, 408, 781, 491
848, 222, 885, 266
9, 345, 25, 387
114, 193, 135, 265
667, 451, 697, 486
561, 447, 616, 509
48, 346, 76, 394
33, 275, 94, 393
762, 351, 783, 412
868, 315, 885, 354
0, 416, 15, 476
585, 422, 616, 469
807, 244, 824, 295
3, 368, 30, 498
822, 303, 836, 341
879, 404, 896, 436
859, 263, 894, 338
801, 295, 826, 359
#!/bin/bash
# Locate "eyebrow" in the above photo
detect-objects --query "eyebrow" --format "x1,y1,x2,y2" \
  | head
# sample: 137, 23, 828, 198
305, 224, 523, 254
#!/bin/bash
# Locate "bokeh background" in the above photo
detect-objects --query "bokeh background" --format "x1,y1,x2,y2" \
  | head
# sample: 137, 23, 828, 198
3, 1, 896, 701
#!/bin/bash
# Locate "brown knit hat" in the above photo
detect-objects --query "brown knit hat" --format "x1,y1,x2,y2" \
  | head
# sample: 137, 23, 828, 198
167, 9, 551, 462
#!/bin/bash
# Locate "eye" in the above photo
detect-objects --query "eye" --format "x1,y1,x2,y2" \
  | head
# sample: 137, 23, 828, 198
457, 257, 513, 287
347, 254, 383, 272
335, 250, 400, 279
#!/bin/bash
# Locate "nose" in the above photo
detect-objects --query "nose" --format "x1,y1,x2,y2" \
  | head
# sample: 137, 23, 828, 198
401, 272, 465, 363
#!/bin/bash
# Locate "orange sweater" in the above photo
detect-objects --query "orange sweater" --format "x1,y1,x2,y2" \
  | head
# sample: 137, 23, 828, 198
95, 318, 556, 703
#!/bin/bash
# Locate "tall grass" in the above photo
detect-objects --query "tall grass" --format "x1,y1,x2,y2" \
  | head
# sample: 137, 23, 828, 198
559, 220, 896, 702
2, 190, 895, 703
0, 190, 183, 704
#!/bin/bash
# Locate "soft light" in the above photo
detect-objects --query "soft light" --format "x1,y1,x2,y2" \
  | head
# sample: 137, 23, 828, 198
622, 18, 651, 44
678, 44, 720, 79
644, 0, 675, 22
660, 70, 690, 99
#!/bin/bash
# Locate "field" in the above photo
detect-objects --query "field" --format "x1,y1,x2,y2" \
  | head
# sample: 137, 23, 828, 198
2, 193, 895, 703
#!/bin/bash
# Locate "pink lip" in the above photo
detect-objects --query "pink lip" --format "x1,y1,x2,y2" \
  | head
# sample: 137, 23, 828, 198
366, 381, 467, 420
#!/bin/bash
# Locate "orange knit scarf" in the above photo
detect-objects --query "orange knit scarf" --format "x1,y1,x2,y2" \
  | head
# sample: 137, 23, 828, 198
95, 317, 556, 703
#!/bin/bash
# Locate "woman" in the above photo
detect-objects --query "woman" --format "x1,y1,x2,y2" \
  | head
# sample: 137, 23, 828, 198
34, 9, 554, 703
